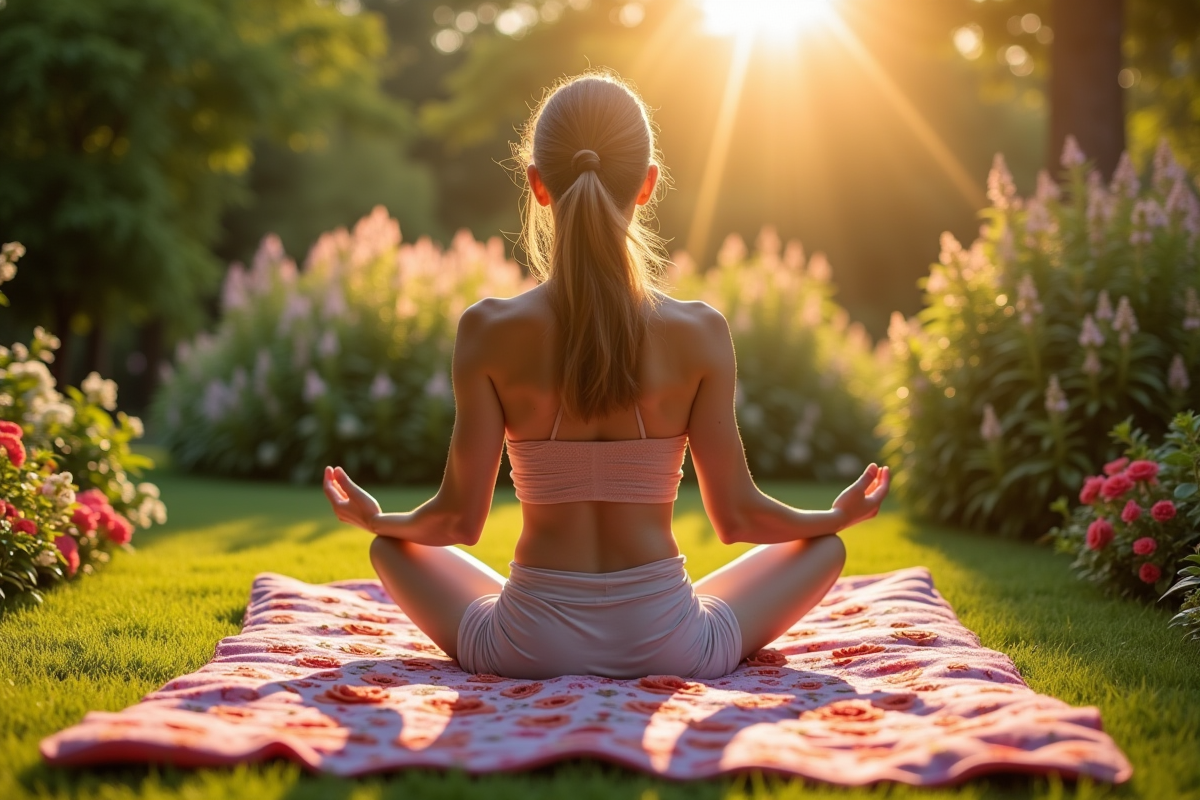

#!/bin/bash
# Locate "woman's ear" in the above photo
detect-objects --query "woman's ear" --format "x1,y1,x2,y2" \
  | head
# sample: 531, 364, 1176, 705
527, 164, 553, 207
635, 163, 659, 206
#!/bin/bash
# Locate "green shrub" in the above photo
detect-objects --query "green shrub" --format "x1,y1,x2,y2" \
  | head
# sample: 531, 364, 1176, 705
882, 138, 1200, 538
672, 229, 882, 480
1050, 412, 1200, 606
154, 207, 533, 484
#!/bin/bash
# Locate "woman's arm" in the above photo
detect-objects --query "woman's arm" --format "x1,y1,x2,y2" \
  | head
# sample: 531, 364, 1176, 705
323, 301, 507, 546
685, 305, 890, 545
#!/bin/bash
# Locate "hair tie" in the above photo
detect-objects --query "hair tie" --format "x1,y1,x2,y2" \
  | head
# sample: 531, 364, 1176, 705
572, 149, 601, 174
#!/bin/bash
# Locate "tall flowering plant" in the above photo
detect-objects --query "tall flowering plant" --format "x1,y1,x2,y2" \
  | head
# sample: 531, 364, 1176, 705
671, 229, 882, 480
882, 138, 1200, 538
1051, 413, 1200, 620
155, 207, 535, 484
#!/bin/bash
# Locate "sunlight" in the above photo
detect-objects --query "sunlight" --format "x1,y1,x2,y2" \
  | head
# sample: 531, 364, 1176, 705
699, 0, 838, 41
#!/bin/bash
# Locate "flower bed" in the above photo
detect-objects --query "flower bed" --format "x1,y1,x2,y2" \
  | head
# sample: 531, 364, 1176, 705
1051, 412, 1200, 640
882, 138, 1200, 538
0, 242, 164, 608
158, 211, 882, 484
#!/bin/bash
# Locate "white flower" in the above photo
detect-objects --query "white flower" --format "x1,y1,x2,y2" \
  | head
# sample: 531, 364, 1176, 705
1016, 274, 1043, 327
1044, 374, 1068, 416
137, 482, 161, 500
1061, 135, 1086, 169
1078, 314, 1105, 348
740, 403, 764, 429
1169, 354, 1190, 394
336, 414, 363, 439
125, 415, 145, 439
221, 263, 248, 312
1082, 349, 1102, 376
834, 453, 861, 478
938, 232, 962, 266
1095, 290, 1114, 322
317, 329, 340, 359
34, 550, 57, 567
1024, 199, 1054, 244
1110, 151, 1140, 198
423, 371, 451, 401
1112, 296, 1139, 346
322, 286, 348, 320
1152, 137, 1185, 194
980, 404, 1003, 443
1035, 169, 1061, 203
303, 369, 327, 403
784, 439, 811, 465
81, 371, 118, 411
1183, 287, 1200, 331
987, 153, 1017, 210
278, 292, 313, 335
256, 441, 280, 467
369, 372, 396, 401
34, 401, 74, 428
40, 471, 76, 508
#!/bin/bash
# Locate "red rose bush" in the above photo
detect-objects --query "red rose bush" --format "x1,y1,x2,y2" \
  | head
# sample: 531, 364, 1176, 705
1051, 412, 1200, 641
0, 241, 162, 610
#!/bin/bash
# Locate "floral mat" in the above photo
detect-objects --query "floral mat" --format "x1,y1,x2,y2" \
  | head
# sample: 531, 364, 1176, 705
40, 567, 1131, 785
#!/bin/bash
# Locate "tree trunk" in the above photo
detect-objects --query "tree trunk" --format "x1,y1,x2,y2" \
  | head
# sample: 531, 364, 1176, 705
1050, 0, 1125, 178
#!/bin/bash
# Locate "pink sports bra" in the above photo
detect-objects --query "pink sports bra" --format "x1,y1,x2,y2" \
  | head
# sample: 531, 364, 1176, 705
506, 405, 688, 504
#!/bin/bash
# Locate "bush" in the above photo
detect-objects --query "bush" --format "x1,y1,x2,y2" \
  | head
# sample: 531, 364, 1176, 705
1164, 554, 1200, 643
154, 207, 533, 484
159, 213, 883, 485
671, 229, 882, 481
1050, 412, 1200, 606
882, 138, 1200, 538
0, 243, 164, 608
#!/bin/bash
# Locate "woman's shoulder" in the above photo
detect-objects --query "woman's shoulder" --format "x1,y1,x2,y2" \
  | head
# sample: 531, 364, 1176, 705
651, 294, 730, 342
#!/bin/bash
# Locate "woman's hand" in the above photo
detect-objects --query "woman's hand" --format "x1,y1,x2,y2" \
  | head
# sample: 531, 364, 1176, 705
831, 463, 891, 531
323, 466, 382, 533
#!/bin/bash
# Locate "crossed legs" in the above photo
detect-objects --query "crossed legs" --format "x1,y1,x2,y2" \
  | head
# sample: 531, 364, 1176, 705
368, 532, 845, 667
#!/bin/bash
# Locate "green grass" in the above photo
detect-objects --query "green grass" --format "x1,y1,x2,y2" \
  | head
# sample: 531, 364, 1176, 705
1, 473, 1197, 800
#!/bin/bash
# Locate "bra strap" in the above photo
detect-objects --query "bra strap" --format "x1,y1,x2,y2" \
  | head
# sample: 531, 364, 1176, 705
634, 404, 647, 439
549, 406, 564, 441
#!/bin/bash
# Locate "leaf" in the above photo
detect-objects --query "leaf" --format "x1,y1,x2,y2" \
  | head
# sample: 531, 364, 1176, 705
1175, 483, 1198, 500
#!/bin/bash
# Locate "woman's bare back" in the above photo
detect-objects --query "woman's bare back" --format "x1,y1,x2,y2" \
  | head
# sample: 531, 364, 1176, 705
473, 283, 717, 573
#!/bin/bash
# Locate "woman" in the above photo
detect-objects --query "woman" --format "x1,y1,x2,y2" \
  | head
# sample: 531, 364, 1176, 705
323, 73, 889, 680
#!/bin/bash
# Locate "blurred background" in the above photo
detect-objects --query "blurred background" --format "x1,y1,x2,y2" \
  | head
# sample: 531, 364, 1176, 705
0, 0, 1196, 413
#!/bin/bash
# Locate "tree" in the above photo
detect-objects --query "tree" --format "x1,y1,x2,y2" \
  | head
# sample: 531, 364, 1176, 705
0, 0, 413, 379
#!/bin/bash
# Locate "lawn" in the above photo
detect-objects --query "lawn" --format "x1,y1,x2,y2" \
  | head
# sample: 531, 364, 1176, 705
1, 472, 1197, 800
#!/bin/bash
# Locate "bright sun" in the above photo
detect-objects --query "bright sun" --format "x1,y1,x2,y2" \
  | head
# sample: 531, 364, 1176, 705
698, 0, 839, 40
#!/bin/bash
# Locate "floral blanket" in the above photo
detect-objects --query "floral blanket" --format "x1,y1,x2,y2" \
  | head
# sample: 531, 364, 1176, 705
41, 567, 1131, 785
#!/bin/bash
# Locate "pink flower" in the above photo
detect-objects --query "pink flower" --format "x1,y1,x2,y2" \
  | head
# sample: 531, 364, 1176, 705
77, 489, 111, 511
71, 506, 99, 534
1086, 518, 1114, 550
1126, 460, 1160, 482
1121, 500, 1142, 524
0, 420, 22, 438
1103, 457, 1129, 476
0, 434, 26, 468
1138, 563, 1161, 584
1079, 476, 1105, 504
1132, 537, 1158, 556
55, 535, 79, 576
1151, 500, 1177, 522
12, 517, 37, 535
102, 513, 134, 546
1100, 473, 1135, 501
0, 500, 15, 518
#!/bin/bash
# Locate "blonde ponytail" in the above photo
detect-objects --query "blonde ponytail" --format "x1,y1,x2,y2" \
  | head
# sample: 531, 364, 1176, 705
517, 73, 667, 421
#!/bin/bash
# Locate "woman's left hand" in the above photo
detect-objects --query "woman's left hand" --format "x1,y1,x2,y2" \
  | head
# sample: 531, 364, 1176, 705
323, 466, 382, 532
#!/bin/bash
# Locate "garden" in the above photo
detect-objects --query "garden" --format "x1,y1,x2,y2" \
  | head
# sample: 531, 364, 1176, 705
2, 0, 1200, 798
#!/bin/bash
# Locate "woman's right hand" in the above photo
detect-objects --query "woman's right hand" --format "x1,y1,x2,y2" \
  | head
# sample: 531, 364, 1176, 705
831, 463, 891, 531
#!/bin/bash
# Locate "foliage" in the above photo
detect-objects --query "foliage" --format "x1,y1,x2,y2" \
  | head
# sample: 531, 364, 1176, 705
0, 0, 414, 341
882, 138, 1200, 538
672, 230, 883, 481
949, 0, 1200, 170
1163, 554, 1200, 644
154, 207, 533, 484
1050, 413, 1200, 612
0, 245, 162, 609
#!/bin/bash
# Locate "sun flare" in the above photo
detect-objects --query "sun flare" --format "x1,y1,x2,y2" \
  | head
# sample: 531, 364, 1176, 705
698, 0, 838, 41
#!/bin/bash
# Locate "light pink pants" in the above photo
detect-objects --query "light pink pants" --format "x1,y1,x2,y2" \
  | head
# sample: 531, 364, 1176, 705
457, 556, 742, 680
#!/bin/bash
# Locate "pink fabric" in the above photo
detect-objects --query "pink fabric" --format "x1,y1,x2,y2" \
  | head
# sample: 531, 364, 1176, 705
457, 556, 742, 679
40, 567, 1132, 785
506, 405, 687, 504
